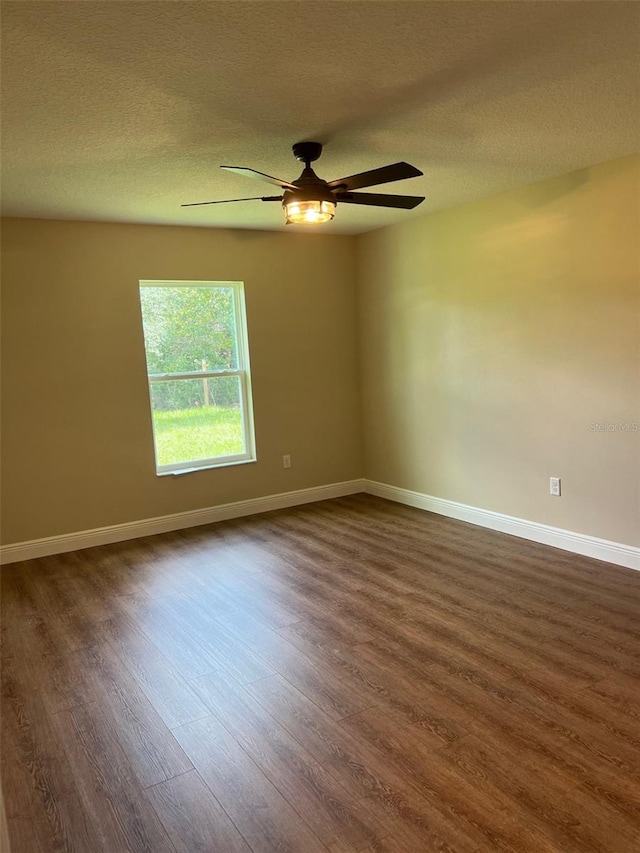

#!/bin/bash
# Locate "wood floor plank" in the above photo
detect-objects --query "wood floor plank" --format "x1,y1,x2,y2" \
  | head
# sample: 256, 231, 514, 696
243, 674, 483, 851
286, 501, 639, 637
207, 612, 373, 720
0, 815, 43, 853
146, 770, 252, 853
1, 657, 77, 804
191, 668, 387, 850
161, 591, 277, 684
314, 497, 637, 596
179, 549, 303, 630
358, 637, 640, 823
3, 493, 639, 852
276, 620, 463, 746
116, 592, 222, 679
338, 705, 552, 853
585, 676, 640, 728
50, 704, 177, 853
172, 713, 328, 853
262, 549, 601, 694
89, 615, 212, 729
71, 644, 194, 788
502, 672, 640, 766
235, 568, 378, 645
0, 750, 65, 849
441, 733, 640, 851
1, 625, 90, 717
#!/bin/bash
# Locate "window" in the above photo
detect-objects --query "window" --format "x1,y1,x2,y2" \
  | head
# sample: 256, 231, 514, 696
139, 281, 256, 474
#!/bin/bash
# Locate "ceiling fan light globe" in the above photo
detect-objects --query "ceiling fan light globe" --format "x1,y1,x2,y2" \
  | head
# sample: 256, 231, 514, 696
284, 199, 335, 225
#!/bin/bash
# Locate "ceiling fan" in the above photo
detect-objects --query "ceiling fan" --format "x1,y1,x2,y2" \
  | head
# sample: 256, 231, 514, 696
182, 141, 425, 224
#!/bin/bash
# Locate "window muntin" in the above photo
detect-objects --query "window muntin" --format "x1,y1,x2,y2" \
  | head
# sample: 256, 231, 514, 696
139, 281, 255, 474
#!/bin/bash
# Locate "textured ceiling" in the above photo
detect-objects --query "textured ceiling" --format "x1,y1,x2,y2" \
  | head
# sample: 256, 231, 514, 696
2, 1, 639, 234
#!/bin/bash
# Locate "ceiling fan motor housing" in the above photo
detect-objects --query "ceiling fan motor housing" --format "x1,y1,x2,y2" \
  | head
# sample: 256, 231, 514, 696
284, 144, 336, 222
283, 174, 336, 206
285, 143, 336, 207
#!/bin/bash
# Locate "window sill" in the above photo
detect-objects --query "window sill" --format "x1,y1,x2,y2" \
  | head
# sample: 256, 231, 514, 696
157, 457, 257, 477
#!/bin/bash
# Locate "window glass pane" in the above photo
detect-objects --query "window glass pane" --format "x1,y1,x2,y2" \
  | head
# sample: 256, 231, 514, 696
140, 286, 238, 374
150, 376, 245, 466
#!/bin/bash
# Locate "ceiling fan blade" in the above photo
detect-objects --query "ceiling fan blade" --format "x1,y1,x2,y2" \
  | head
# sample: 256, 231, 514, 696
221, 166, 298, 191
328, 162, 423, 192
336, 192, 424, 210
181, 196, 282, 207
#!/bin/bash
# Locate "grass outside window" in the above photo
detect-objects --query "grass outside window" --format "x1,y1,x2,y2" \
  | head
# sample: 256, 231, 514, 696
153, 406, 243, 467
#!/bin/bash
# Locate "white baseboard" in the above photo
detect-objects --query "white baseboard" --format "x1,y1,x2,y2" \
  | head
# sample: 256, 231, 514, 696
364, 480, 640, 572
3, 477, 638, 572
0, 479, 367, 565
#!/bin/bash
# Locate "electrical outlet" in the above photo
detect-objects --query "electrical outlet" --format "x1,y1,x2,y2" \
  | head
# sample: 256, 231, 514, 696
550, 477, 561, 497
283, 454, 291, 469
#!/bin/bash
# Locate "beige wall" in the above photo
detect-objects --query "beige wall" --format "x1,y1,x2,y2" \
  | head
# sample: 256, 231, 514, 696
357, 155, 640, 546
2, 155, 638, 550
1, 220, 362, 543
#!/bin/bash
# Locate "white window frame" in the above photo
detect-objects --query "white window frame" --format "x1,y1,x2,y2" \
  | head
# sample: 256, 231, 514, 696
139, 280, 256, 475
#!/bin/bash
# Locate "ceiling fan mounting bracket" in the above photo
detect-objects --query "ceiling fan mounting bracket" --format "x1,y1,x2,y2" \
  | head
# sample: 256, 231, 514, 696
292, 141, 323, 165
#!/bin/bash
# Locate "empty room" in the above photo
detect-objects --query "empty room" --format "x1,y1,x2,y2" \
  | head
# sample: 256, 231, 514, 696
1, 2, 639, 852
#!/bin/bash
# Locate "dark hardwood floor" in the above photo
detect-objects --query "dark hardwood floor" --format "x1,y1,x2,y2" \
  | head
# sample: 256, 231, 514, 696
2, 494, 639, 852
